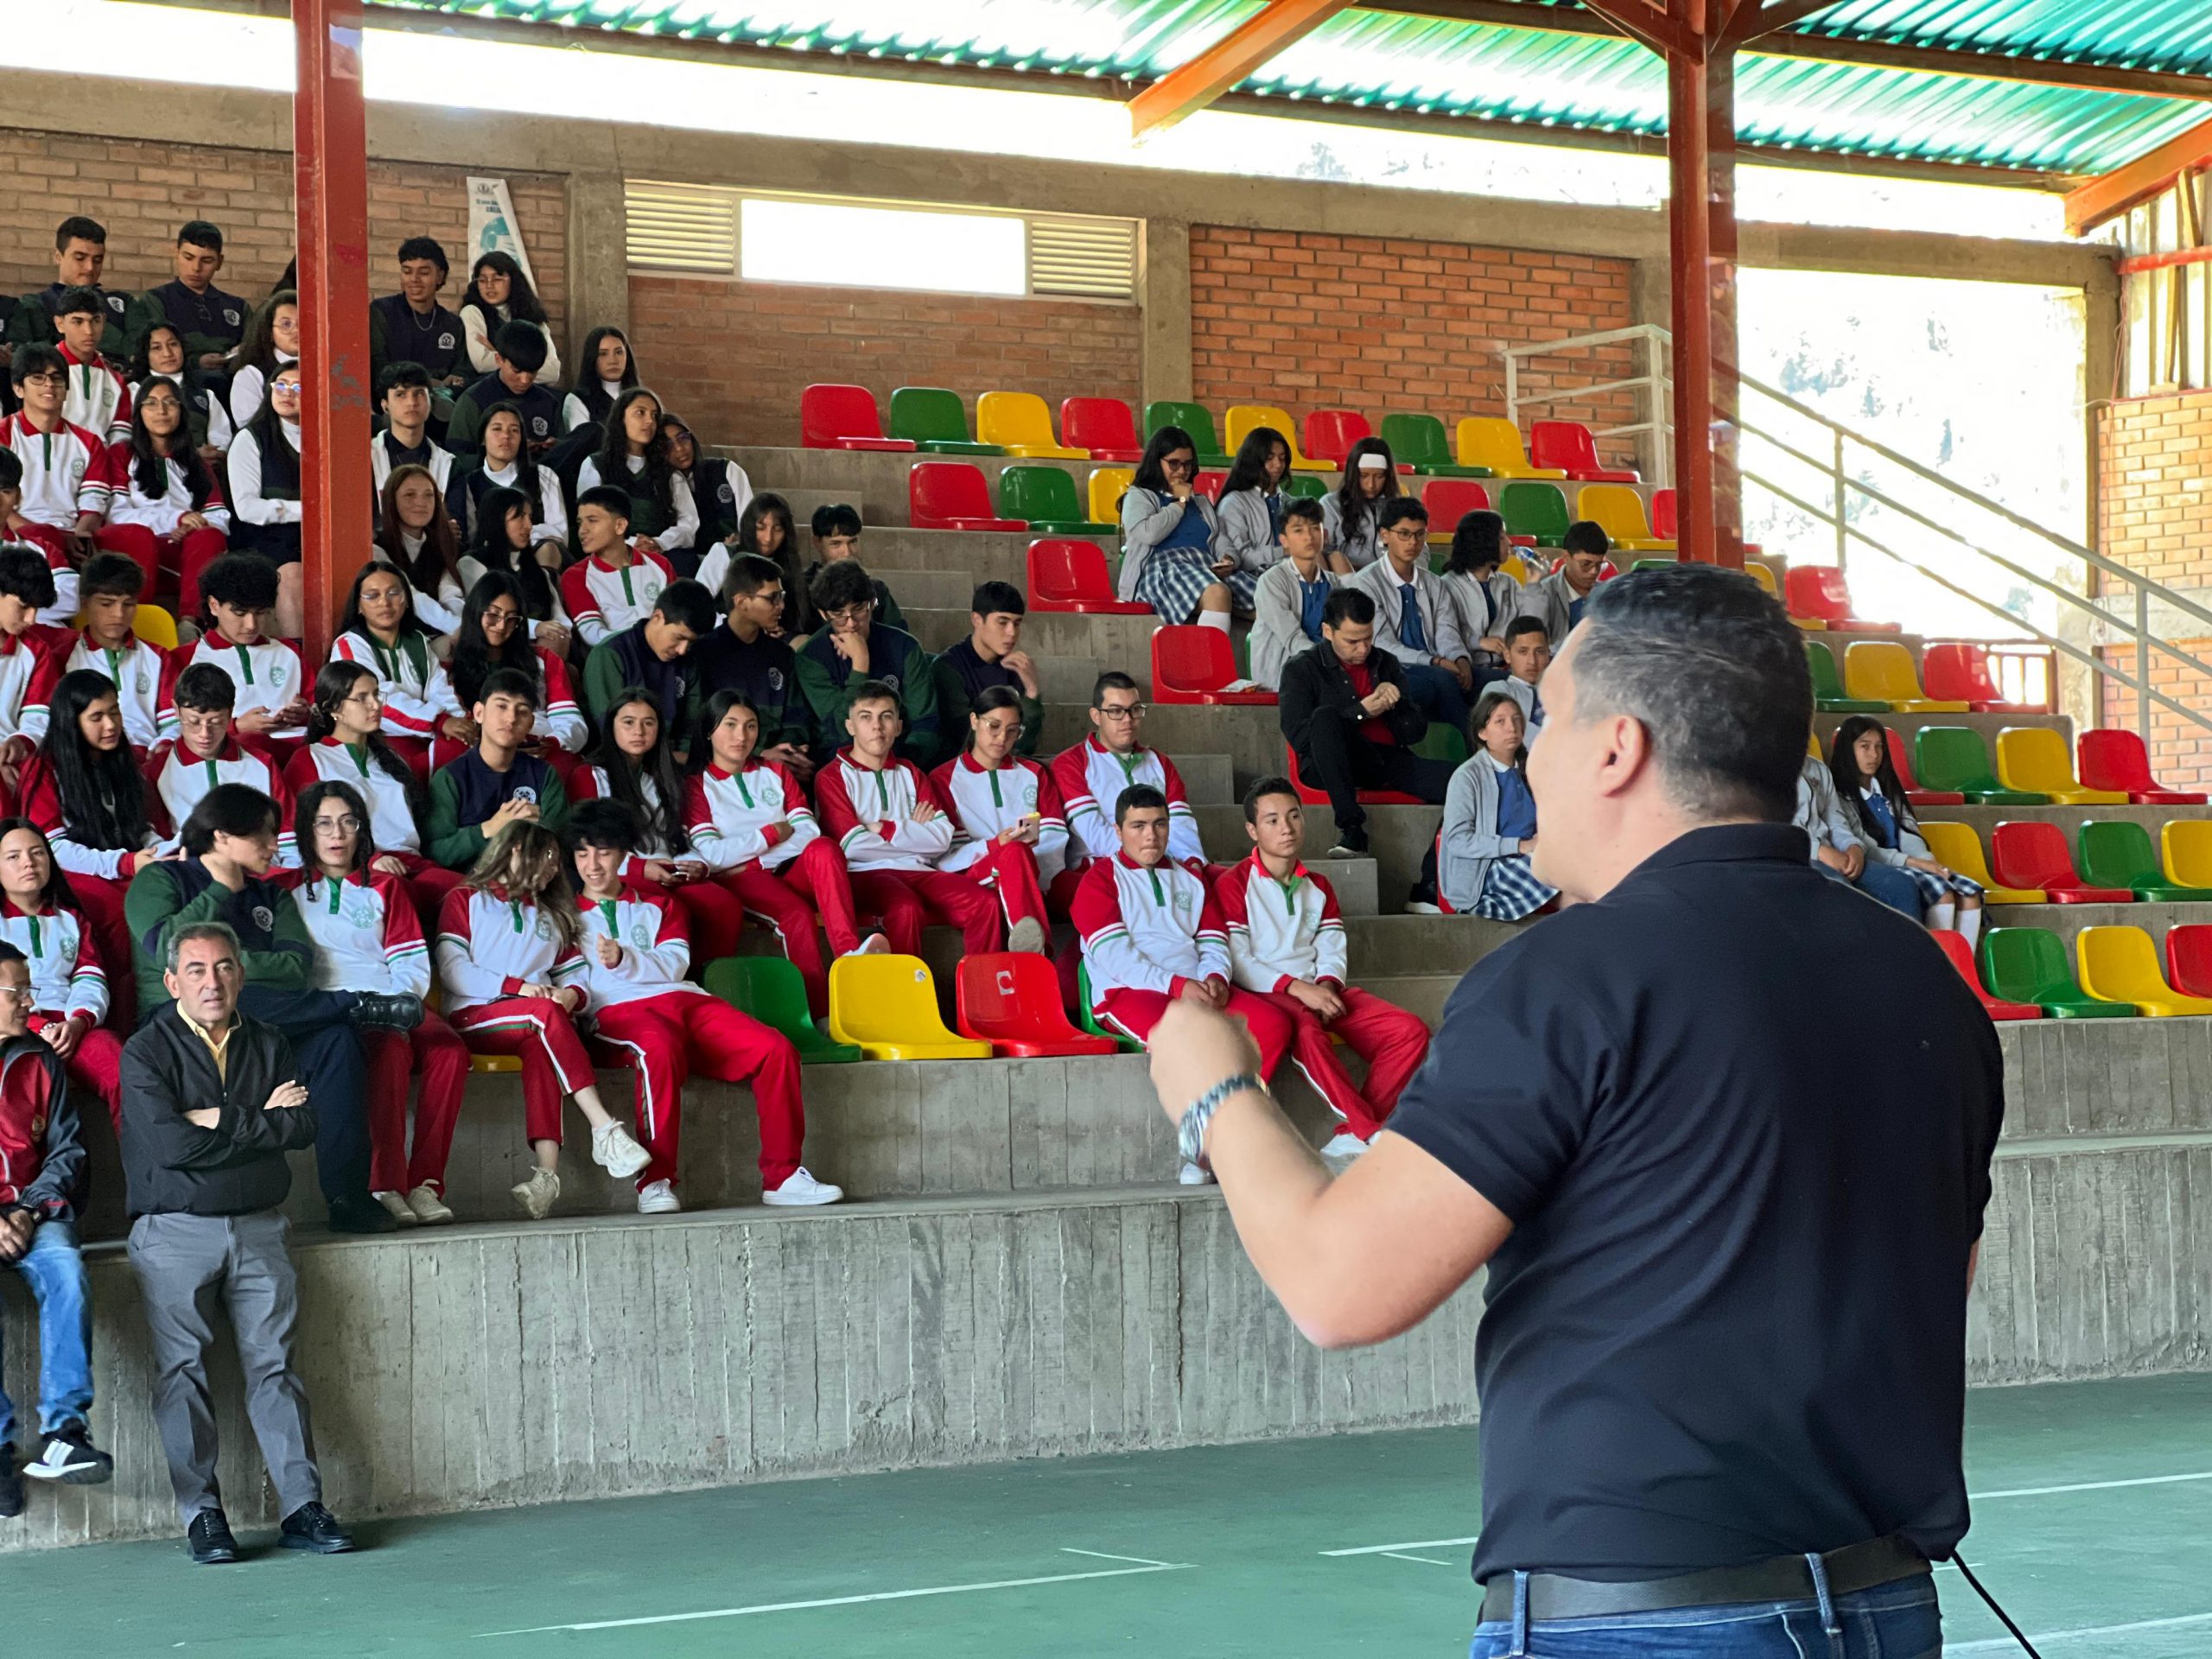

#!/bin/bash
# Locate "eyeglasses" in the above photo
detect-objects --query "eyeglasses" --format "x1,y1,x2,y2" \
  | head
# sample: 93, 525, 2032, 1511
0, 986, 29, 1004
1161, 456, 1195, 472
1094, 702, 1147, 721
824, 603, 873, 628
316, 815, 364, 835
19, 373, 64, 390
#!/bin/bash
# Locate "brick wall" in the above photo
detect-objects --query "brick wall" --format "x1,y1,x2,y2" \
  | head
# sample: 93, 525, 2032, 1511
626, 276, 1141, 450
1189, 226, 1639, 467
0, 129, 567, 345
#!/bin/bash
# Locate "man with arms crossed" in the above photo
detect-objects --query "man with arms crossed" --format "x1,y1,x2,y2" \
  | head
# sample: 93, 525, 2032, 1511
1143, 564, 2002, 1657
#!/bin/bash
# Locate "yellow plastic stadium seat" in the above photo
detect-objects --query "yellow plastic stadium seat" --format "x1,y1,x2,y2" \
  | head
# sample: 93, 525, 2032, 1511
1843, 641, 1967, 714
1994, 727, 2128, 806
1089, 467, 1135, 526
1918, 821, 2043, 904
2075, 925, 2212, 1016
976, 391, 1087, 460
827, 955, 991, 1060
1503, 552, 1542, 585
1742, 562, 1779, 598
1456, 416, 1567, 479
1224, 404, 1331, 472
133, 602, 179, 650
1576, 484, 1674, 553
2164, 821, 2212, 890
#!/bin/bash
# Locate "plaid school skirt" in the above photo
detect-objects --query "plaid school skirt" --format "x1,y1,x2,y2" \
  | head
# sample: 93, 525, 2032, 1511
1474, 854, 1558, 921
1901, 864, 1983, 909
1135, 545, 1261, 624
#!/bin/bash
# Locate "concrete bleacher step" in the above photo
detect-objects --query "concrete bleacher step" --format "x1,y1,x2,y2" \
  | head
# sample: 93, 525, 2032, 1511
1040, 702, 1285, 791
1934, 803, 2212, 834
1815, 708, 2070, 743
773, 487, 869, 526
729, 447, 1092, 528
851, 526, 1110, 588
1979, 898, 2212, 949
1194, 803, 1440, 913
907, 606, 1158, 667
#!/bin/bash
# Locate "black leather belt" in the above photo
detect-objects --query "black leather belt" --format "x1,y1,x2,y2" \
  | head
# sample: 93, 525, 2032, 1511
1478, 1535, 1930, 1624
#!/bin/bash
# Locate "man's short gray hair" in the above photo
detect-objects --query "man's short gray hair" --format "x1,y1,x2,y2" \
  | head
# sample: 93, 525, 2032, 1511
165, 921, 241, 975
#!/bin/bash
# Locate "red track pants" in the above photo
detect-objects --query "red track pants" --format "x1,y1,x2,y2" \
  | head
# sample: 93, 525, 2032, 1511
1095, 984, 1295, 1081
850, 857, 1039, 959
32, 1015, 124, 1131
97, 523, 229, 610
1254, 986, 1430, 1141
448, 997, 597, 1146
361, 1010, 471, 1195
664, 876, 747, 964
721, 837, 866, 1016
391, 852, 468, 936
590, 990, 804, 1190
67, 873, 136, 1033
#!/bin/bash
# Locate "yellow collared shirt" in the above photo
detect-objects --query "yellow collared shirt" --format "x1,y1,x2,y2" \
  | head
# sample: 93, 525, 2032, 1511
179, 1007, 237, 1083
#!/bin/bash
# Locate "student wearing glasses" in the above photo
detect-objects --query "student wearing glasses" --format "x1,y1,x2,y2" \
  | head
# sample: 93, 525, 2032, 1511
226, 361, 308, 639
1049, 671, 1211, 913
1117, 425, 1243, 640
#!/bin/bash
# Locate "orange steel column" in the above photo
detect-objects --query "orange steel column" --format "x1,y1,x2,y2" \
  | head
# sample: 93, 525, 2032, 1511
1667, 41, 1744, 569
293, 0, 374, 664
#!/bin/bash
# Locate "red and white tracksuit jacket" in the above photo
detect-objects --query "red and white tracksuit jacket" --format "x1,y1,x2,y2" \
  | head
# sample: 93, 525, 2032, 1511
1050, 736, 1206, 871
814, 747, 1017, 955
0, 897, 106, 1027
59, 346, 130, 445
0, 629, 56, 750
1073, 852, 1229, 1003
435, 884, 595, 1148
531, 648, 587, 754
283, 739, 425, 860
23, 632, 177, 752
290, 868, 432, 996
15, 751, 165, 884
0, 413, 112, 620
149, 739, 297, 866
0, 1036, 70, 1216
559, 550, 673, 648
684, 760, 817, 874
184, 636, 305, 743
814, 748, 955, 873
931, 752, 1069, 883
105, 451, 231, 539
330, 628, 462, 742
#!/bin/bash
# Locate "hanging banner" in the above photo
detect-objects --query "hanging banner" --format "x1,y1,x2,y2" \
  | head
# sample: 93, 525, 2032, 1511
466, 176, 535, 283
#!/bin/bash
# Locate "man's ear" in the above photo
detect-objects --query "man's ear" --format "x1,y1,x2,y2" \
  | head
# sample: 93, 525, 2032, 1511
1592, 713, 1653, 800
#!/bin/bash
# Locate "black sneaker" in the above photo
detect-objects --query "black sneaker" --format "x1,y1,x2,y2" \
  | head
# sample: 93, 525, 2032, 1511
187, 1509, 239, 1564
327, 1195, 399, 1235
0, 1446, 22, 1519
22, 1423, 112, 1484
344, 992, 424, 1032
279, 1501, 356, 1554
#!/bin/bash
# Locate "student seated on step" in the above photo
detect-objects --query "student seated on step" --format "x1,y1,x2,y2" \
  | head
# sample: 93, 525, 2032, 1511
0, 547, 60, 804
6, 216, 130, 364
1117, 425, 1242, 636
579, 576, 711, 733
930, 685, 1064, 955
1432, 690, 1559, 921
1216, 776, 1433, 1162
224, 364, 308, 636
795, 559, 943, 767
812, 678, 1033, 958
457, 250, 561, 385
690, 555, 814, 784
1793, 745, 1922, 920
54, 286, 132, 447
447, 407, 570, 568
425, 668, 569, 871
367, 236, 468, 420
1, 344, 118, 622
21, 553, 175, 756
1321, 438, 1403, 574
1049, 670, 1211, 910
664, 415, 752, 569
1436, 509, 1520, 690
1827, 715, 1986, 944
0, 818, 125, 1130
936, 580, 1045, 757
329, 563, 467, 779
443, 321, 595, 471
559, 484, 674, 649
785, 502, 899, 639
1249, 496, 1337, 692
431, 818, 649, 1221
1517, 520, 1608, 648
368, 362, 454, 499
105, 372, 230, 613
696, 493, 799, 618
1277, 588, 1452, 860
447, 573, 585, 774
148, 665, 298, 867
1495, 616, 1551, 734
1074, 783, 1296, 1182
566, 799, 840, 1216
1214, 425, 1299, 579
575, 388, 698, 578
124, 219, 247, 388
1347, 494, 1473, 732
184, 556, 308, 757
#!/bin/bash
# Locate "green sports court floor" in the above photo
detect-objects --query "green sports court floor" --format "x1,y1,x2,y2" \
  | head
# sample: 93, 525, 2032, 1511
9, 1371, 2210, 1657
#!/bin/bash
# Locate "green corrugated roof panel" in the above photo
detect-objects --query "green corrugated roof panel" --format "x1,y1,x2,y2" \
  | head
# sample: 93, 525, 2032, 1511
369, 0, 2212, 175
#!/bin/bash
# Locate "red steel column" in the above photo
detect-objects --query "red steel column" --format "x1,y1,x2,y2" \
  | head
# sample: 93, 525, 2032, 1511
1668, 39, 1745, 569
1706, 48, 1743, 570
293, 0, 373, 663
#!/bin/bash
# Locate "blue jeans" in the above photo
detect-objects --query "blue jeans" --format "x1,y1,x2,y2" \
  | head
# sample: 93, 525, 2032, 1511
1817, 858, 1923, 920
1400, 660, 1472, 734
0, 1219, 93, 1448
1471, 1573, 1940, 1657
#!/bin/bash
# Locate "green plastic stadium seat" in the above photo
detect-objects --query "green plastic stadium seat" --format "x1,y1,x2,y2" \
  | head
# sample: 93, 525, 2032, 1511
1076, 962, 1145, 1052
1804, 641, 1885, 713
1142, 400, 1233, 468
1978, 928, 2133, 1020
1281, 474, 1327, 500
996, 465, 1115, 535
2075, 820, 2212, 903
888, 386, 1004, 455
1412, 721, 1470, 766
702, 957, 862, 1063
1378, 413, 1491, 478
1913, 727, 2049, 806
1497, 480, 1572, 546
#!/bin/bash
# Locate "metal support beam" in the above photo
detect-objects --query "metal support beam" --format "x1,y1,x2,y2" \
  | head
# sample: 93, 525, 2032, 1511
293, 0, 373, 665
1129, 0, 1352, 139
2066, 116, 2212, 238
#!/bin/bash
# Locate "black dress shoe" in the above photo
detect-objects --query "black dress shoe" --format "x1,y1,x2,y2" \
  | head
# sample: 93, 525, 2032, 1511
344, 992, 425, 1032
279, 1501, 356, 1554
327, 1196, 399, 1235
188, 1510, 239, 1564
0, 1446, 22, 1520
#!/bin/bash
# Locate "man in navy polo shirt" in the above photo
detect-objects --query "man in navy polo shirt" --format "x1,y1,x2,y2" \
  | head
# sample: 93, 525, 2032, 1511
1144, 563, 2003, 1658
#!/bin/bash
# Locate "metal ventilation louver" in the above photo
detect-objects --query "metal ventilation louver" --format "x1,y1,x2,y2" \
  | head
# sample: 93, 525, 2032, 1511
1028, 216, 1136, 300
626, 181, 738, 274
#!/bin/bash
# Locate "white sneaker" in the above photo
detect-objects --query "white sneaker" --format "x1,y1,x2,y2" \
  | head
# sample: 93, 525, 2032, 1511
1403, 900, 1443, 916
372, 1190, 419, 1226
1007, 916, 1047, 956
1319, 1131, 1370, 1165
763, 1166, 844, 1206
843, 932, 891, 958
636, 1179, 682, 1215
591, 1122, 651, 1179
512, 1167, 560, 1220
1179, 1161, 1213, 1185
405, 1184, 454, 1225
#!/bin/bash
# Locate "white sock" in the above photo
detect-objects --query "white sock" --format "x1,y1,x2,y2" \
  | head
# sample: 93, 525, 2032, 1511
1927, 899, 1955, 933
1198, 608, 1232, 638
1958, 905, 1983, 948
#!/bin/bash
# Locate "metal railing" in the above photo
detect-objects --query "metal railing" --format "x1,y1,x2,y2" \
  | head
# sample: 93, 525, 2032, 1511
1501, 323, 2212, 746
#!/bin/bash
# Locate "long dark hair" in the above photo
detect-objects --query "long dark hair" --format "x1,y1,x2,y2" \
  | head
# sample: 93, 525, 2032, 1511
465, 489, 561, 622
295, 779, 375, 875
304, 658, 426, 815
0, 816, 80, 913
1218, 426, 1288, 503
337, 559, 439, 644
1443, 510, 1508, 580
963, 684, 1026, 755
592, 387, 677, 521
227, 288, 297, 378
43, 671, 154, 852
126, 374, 215, 505
1332, 436, 1403, 546
1131, 424, 1196, 496
571, 326, 638, 423
586, 689, 688, 855
461, 251, 547, 327
449, 572, 547, 711
1469, 689, 1529, 770
735, 492, 802, 596
475, 399, 550, 514
375, 463, 461, 601
1828, 715, 1915, 842
694, 688, 761, 773
466, 820, 582, 956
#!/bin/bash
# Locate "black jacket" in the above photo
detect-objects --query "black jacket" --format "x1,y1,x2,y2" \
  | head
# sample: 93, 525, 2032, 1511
1279, 641, 1428, 755
118, 1003, 318, 1219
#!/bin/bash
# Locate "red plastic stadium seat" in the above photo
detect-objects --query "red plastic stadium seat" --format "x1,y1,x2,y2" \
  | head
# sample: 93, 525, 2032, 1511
1921, 643, 2047, 715
800, 384, 915, 452
1785, 565, 1897, 632
2164, 925, 2212, 999
2077, 728, 2207, 806
956, 953, 1120, 1058
1027, 538, 1149, 615
1303, 409, 1376, 468
1930, 931, 2042, 1020
1528, 419, 1638, 484
1060, 397, 1144, 464
909, 462, 1026, 532
1286, 744, 1422, 808
1651, 487, 1677, 540
1887, 728, 1964, 808
1989, 821, 2132, 905
1153, 626, 1278, 705
1421, 479, 1493, 534
1194, 470, 1227, 502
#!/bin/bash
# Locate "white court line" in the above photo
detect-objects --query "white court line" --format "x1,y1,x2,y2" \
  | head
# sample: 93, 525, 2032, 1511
1949, 1609, 2212, 1650
1380, 1552, 1457, 1567
475, 1552, 1192, 1637
1321, 1535, 1479, 1558
1059, 1548, 1184, 1568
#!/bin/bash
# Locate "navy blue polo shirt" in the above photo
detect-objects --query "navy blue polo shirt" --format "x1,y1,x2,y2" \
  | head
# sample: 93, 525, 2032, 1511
1389, 822, 2004, 1582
